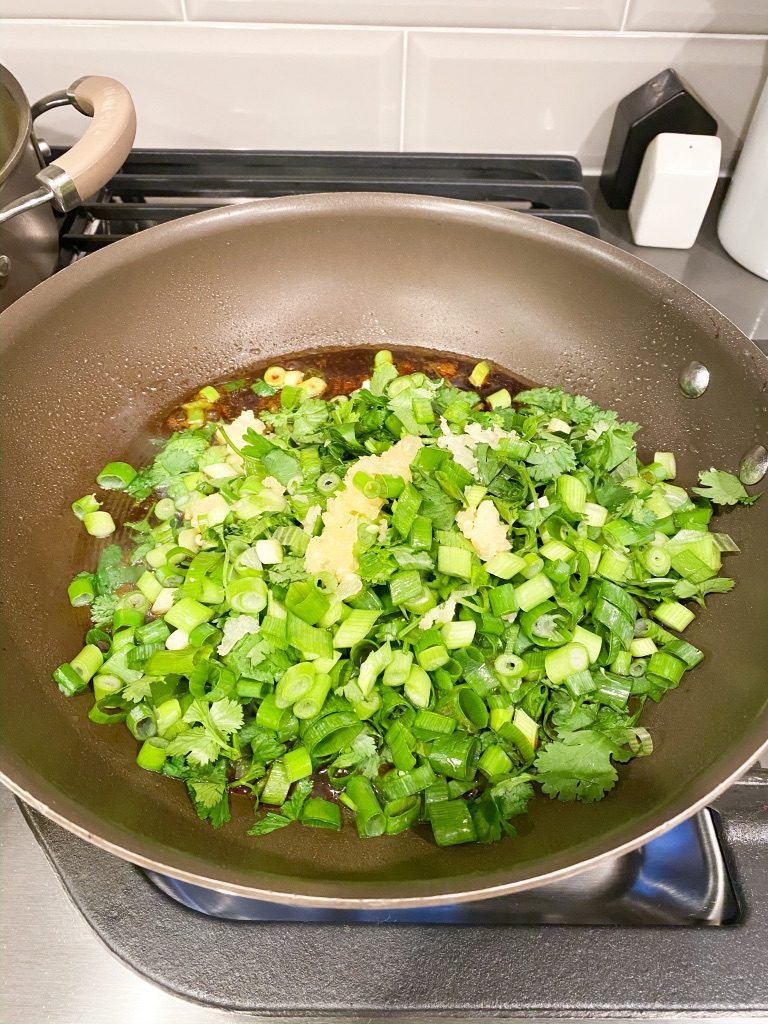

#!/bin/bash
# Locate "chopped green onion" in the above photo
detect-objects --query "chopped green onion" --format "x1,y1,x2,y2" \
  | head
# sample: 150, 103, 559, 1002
485, 551, 526, 579
164, 597, 213, 633
647, 651, 686, 686
489, 583, 518, 617
654, 451, 676, 479
468, 361, 491, 387
255, 539, 284, 565
404, 665, 432, 708
333, 610, 380, 648
654, 601, 695, 632
379, 763, 435, 801
583, 502, 608, 527
478, 745, 513, 780
514, 574, 555, 612
262, 761, 291, 805
428, 733, 480, 781
442, 620, 476, 650
437, 545, 473, 582
83, 511, 116, 538
557, 475, 587, 514
67, 575, 95, 607
383, 650, 413, 687
430, 798, 477, 847
96, 461, 137, 490
545, 642, 590, 685
387, 720, 417, 770
493, 653, 526, 681
283, 746, 313, 782
629, 637, 658, 658
486, 388, 511, 409
136, 738, 168, 772
345, 776, 385, 837
72, 494, 101, 520
276, 662, 316, 708
301, 798, 341, 830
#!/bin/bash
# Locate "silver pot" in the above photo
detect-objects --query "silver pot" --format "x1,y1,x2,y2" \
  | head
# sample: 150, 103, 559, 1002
0, 65, 136, 310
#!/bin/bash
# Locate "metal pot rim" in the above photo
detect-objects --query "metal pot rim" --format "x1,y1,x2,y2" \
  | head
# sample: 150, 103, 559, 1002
0, 65, 32, 187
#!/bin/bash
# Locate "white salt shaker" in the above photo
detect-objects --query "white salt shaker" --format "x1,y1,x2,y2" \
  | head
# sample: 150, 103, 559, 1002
717, 78, 768, 280
628, 133, 722, 248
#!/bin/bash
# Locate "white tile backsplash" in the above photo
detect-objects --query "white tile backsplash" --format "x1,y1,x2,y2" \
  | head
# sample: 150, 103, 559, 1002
404, 32, 768, 173
2, 22, 404, 151
626, 0, 768, 35
1, 5, 767, 170
186, 0, 626, 30
2, 0, 183, 17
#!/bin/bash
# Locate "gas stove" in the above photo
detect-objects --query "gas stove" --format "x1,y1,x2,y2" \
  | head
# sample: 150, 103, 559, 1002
3, 150, 767, 1022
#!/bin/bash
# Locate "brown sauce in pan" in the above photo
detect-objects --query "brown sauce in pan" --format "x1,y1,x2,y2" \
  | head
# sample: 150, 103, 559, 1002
163, 345, 535, 432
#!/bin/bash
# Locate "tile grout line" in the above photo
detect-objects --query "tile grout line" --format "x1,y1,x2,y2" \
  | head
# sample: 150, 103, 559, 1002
1, 18, 766, 40
399, 30, 409, 152
619, 0, 632, 32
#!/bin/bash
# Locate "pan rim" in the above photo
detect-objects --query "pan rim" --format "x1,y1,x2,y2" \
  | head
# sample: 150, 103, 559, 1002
3, 739, 767, 908
1, 190, 767, 906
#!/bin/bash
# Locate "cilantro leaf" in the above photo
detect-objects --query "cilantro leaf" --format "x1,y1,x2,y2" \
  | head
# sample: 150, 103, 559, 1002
490, 776, 535, 819
526, 442, 577, 482
264, 556, 308, 587
166, 729, 220, 766
209, 697, 244, 736
693, 469, 759, 506
126, 431, 210, 499
248, 812, 292, 836
281, 778, 314, 820
673, 576, 735, 603
594, 479, 632, 512
95, 544, 140, 593
358, 547, 397, 585
89, 593, 119, 627
248, 727, 286, 763
247, 779, 313, 836
122, 677, 153, 704
331, 733, 381, 780
290, 399, 330, 443
415, 474, 460, 530
188, 778, 226, 810
535, 730, 619, 802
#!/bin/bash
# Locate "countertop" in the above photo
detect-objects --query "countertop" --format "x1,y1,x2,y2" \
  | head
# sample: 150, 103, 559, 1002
1, 181, 767, 1024
587, 178, 768, 349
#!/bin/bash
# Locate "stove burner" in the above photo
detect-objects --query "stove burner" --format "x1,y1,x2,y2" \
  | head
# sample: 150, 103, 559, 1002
145, 810, 737, 926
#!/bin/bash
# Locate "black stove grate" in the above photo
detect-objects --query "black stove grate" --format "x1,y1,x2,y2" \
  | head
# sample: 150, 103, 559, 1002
52, 149, 600, 260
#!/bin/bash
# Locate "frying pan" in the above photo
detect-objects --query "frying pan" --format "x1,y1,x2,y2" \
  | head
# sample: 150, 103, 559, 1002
1, 192, 767, 907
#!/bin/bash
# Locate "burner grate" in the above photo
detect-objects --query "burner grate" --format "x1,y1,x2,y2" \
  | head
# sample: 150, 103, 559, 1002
52, 149, 600, 259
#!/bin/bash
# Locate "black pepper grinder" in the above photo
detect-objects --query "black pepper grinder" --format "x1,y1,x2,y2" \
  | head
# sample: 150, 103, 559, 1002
600, 68, 718, 210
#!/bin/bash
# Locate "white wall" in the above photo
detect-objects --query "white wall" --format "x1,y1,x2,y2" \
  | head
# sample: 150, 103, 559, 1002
3, 1, 767, 173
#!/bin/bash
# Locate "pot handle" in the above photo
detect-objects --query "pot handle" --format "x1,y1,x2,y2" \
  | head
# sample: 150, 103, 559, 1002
0, 75, 135, 226
36, 75, 136, 209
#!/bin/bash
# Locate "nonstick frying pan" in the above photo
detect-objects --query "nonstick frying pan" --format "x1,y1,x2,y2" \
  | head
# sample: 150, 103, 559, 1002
1, 192, 767, 907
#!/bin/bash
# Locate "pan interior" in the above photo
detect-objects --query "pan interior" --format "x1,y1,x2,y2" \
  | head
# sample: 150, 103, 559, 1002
1, 192, 767, 904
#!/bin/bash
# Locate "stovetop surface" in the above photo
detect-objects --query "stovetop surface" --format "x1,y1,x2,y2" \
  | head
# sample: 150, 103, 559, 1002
15, 772, 768, 1017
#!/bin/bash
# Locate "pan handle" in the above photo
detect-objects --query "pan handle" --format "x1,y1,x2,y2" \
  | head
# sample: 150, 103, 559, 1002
0, 75, 135, 226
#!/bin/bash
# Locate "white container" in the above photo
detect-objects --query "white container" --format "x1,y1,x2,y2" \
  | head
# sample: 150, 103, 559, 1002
717, 78, 768, 280
628, 133, 721, 249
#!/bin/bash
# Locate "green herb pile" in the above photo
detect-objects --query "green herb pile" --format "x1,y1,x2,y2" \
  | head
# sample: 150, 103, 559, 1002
54, 352, 756, 846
